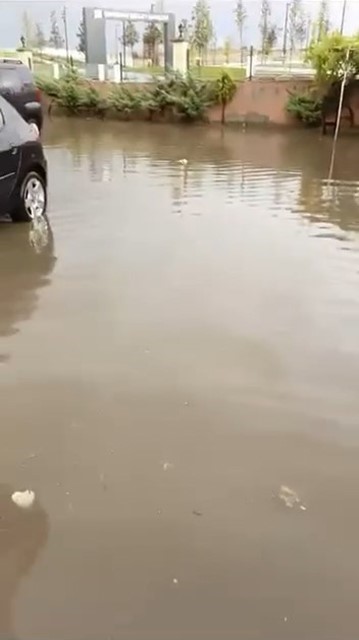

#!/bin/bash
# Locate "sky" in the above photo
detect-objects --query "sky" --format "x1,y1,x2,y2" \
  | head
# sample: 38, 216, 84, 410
0, 0, 356, 50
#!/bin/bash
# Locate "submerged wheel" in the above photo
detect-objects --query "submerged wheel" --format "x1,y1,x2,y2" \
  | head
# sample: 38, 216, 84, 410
10, 171, 47, 223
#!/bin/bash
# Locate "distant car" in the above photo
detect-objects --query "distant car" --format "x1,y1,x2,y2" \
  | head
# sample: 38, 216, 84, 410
0, 58, 43, 132
0, 95, 48, 222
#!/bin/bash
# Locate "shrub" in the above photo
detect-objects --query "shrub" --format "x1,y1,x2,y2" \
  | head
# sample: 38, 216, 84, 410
36, 75, 61, 98
168, 73, 215, 121
58, 78, 84, 113
108, 86, 144, 118
82, 84, 107, 116
286, 91, 322, 127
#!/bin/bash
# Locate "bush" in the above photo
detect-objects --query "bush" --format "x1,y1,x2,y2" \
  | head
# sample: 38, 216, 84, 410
82, 84, 107, 116
173, 73, 215, 121
37, 69, 217, 123
286, 91, 322, 127
108, 86, 144, 118
36, 75, 61, 98
58, 78, 84, 113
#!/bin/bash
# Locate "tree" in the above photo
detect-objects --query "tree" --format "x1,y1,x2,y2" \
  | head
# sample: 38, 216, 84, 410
316, 0, 330, 42
259, 0, 271, 57
191, 0, 214, 62
77, 18, 86, 54
143, 23, 163, 66
214, 71, 237, 124
21, 11, 35, 48
34, 23, 46, 50
234, 0, 247, 63
307, 32, 359, 84
49, 11, 64, 49
288, 0, 307, 54
224, 37, 231, 64
264, 24, 278, 55
122, 21, 139, 57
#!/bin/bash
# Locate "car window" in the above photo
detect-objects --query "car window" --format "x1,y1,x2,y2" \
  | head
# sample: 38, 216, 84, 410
0, 68, 21, 91
16, 65, 34, 86
0, 95, 31, 137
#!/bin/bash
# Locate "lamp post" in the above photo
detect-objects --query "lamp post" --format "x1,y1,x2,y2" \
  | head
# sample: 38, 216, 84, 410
340, 0, 347, 34
282, 2, 289, 58
62, 6, 69, 64
328, 47, 351, 180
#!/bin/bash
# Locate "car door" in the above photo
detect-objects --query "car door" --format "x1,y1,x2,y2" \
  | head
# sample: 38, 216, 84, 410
0, 103, 20, 210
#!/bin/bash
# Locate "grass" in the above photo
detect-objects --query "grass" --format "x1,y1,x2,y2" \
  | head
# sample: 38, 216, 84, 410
128, 64, 246, 81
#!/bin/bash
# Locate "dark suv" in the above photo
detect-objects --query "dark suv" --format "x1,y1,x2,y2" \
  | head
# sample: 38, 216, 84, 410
0, 59, 43, 132
0, 95, 47, 222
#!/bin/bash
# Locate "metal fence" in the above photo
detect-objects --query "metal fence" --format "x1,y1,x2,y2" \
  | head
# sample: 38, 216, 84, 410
32, 45, 315, 83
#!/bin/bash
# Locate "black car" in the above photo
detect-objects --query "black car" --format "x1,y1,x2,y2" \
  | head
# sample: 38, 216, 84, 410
0, 94, 48, 222
0, 58, 43, 132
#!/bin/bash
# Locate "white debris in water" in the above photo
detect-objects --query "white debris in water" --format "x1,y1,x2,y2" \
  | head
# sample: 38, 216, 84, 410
300, 504, 307, 511
163, 462, 174, 471
11, 490, 35, 509
173, 578, 179, 585
178, 159, 188, 166
284, 617, 288, 623
278, 485, 305, 509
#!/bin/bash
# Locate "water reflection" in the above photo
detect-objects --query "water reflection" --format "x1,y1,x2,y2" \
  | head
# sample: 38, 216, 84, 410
0, 218, 56, 339
0, 484, 49, 640
44, 120, 359, 235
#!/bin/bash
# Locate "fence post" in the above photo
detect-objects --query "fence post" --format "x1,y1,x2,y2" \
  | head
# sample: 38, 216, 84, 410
119, 52, 123, 83
249, 46, 254, 80
53, 62, 60, 80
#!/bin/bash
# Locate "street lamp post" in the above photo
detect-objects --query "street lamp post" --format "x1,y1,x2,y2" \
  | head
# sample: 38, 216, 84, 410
282, 2, 289, 58
62, 6, 69, 64
340, 0, 347, 34
122, 21, 127, 68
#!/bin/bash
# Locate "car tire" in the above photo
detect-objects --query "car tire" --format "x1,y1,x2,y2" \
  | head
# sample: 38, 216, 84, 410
10, 171, 47, 223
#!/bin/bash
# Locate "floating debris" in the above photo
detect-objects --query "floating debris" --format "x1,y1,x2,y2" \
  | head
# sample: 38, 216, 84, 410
178, 159, 188, 166
172, 578, 179, 585
162, 462, 174, 471
192, 510, 203, 517
11, 490, 35, 509
278, 485, 307, 511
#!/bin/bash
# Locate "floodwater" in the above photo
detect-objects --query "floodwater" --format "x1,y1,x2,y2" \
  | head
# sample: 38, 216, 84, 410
1, 120, 359, 640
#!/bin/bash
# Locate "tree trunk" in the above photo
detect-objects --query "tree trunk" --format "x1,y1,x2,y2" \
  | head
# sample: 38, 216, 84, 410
221, 100, 225, 125
240, 26, 243, 64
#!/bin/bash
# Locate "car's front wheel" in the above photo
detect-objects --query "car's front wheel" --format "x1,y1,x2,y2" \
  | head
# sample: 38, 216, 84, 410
10, 171, 47, 223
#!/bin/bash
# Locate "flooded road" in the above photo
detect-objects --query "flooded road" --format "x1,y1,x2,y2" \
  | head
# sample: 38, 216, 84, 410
1, 120, 359, 640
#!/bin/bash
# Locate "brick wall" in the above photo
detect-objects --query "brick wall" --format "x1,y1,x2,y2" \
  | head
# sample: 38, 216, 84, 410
209, 78, 313, 125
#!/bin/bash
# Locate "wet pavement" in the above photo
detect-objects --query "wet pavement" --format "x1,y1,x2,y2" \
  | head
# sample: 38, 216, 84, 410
1, 120, 359, 640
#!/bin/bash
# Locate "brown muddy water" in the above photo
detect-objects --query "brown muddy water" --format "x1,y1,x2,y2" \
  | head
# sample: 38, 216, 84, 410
1, 120, 359, 640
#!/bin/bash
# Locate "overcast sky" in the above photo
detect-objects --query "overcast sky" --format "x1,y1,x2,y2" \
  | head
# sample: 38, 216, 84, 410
0, 0, 355, 49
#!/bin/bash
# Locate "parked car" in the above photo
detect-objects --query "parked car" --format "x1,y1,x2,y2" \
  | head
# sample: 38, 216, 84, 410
0, 58, 43, 132
0, 95, 47, 222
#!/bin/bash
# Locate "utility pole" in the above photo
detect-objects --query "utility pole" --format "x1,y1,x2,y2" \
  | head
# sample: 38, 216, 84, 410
122, 21, 127, 67
282, 2, 290, 57
340, 0, 347, 34
328, 47, 350, 180
62, 6, 69, 63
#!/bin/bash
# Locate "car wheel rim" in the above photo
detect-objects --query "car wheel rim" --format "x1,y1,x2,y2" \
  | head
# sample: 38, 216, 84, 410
24, 177, 45, 219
